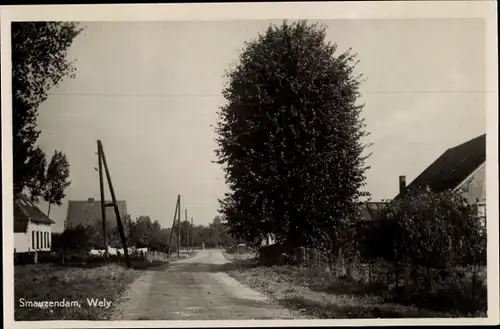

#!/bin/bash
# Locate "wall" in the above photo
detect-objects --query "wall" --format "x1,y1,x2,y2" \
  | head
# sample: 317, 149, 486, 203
14, 232, 30, 253
457, 162, 486, 204
14, 222, 52, 253
456, 162, 486, 226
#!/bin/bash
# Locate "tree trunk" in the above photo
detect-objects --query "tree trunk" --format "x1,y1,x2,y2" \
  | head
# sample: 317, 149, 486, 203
47, 202, 52, 217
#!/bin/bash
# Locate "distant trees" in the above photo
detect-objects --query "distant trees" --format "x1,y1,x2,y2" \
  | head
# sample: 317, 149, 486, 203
12, 22, 83, 200
215, 20, 370, 249
53, 215, 239, 253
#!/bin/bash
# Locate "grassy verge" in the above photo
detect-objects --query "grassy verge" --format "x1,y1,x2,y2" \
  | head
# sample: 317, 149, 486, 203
223, 256, 480, 318
14, 263, 150, 320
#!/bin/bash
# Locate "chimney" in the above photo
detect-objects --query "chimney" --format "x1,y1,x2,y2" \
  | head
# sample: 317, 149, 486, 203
399, 176, 406, 195
88, 198, 95, 202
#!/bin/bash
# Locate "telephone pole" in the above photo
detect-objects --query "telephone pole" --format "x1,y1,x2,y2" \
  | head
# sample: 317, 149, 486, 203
191, 216, 194, 252
97, 143, 108, 260
167, 195, 180, 257
185, 208, 189, 253
97, 140, 130, 268
177, 195, 181, 258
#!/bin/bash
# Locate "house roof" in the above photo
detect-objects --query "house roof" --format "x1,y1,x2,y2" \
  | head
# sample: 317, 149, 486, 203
398, 133, 486, 197
66, 198, 127, 229
359, 202, 386, 221
14, 194, 55, 233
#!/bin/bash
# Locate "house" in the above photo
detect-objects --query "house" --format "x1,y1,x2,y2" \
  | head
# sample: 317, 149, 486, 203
65, 197, 127, 230
261, 233, 276, 246
396, 133, 486, 225
14, 194, 55, 253
357, 201, 386, 223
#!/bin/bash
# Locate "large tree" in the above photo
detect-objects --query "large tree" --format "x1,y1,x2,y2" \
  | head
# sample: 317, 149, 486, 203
215, 20, 370, 249
12, 22, 83, 199
43, 150, 71, 216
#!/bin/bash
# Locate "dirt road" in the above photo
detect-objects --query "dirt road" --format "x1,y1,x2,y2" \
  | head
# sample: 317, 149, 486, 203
111, 249, 298, 320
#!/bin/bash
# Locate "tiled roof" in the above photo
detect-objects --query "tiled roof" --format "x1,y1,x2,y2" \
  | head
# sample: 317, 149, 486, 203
356, 201, 386, 223
66, 198, 127, 229
398, 133, 486, 197
14, 194, 55, 233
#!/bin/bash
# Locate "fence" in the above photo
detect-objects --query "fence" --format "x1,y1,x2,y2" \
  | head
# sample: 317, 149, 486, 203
257, 243, 487, 315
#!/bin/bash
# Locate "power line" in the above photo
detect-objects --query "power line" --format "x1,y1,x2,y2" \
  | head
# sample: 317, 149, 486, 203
46, 90, 492, 97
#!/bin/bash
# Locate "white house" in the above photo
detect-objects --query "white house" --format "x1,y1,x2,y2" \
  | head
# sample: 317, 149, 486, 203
14, 194, 55, 254
261, 233, 276, 246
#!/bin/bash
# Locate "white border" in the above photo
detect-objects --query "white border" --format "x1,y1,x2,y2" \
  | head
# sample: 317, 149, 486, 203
1, 1, 498, 328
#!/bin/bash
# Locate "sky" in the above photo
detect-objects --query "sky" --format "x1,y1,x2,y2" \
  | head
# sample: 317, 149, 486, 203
34, 18, 486, 232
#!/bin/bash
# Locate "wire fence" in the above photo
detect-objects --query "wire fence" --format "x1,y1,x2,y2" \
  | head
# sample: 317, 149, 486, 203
257, 244, 487, 315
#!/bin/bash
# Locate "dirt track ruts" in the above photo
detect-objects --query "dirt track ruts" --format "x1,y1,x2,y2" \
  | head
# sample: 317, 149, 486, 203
110, 249, 299, 320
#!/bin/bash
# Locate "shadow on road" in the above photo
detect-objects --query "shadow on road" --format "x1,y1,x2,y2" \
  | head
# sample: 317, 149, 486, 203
167, 261, 256, 274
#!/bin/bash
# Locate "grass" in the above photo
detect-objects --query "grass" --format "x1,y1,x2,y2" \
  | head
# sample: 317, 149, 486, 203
14, 250, 197, 321
14, 262, 156, 320
223, 254, 486, 319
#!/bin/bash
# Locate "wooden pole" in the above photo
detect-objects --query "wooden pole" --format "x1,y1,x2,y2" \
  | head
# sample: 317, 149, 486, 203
191, 216, 194, 251
177, 195, 181, 258
185, 208, 189, 253
98, 140, 131, 268
167, 195, 180, 256
98, 142, 108, 260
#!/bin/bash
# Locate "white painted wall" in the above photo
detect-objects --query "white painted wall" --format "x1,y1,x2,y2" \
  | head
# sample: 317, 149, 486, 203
456, 162, 487, 227
14, 232, 30, 253
456, 162, 486, 204
14, 222, 52, 253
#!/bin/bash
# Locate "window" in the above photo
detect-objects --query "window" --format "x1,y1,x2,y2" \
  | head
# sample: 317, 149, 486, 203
36, 231, 39, 249
43, 232, 46, 249
32, 231, 35, 249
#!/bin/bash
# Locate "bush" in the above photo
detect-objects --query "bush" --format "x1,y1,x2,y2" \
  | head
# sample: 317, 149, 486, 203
362, 187, 486, 269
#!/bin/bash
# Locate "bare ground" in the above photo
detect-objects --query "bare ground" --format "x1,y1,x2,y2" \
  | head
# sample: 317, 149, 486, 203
110, 249, 304, 320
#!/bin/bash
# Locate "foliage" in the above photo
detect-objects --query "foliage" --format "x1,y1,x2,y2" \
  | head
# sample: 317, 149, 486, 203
43, 150, 71, 216
55, 225, 93, 253
214, 20, 370, 248
366, 187, 486, 268
12, 22, 83, 199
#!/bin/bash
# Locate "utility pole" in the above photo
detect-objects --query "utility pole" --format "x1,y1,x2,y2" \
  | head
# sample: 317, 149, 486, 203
185, 209, 189, 253
98, 142, 108, 261
167, 195, 180, 257
191, 216, 194, 252
98, 140, 131, 268
177, 195, 181, 258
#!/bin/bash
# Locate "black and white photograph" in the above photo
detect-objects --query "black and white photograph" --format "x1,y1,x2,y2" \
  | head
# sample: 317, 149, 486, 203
1, 2, 498, 327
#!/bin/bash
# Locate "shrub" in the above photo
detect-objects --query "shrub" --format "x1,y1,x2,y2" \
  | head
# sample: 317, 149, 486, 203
363, 187, 486, 269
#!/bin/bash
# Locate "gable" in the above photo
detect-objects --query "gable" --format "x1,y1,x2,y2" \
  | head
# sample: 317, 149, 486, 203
456, 162, 486, 204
